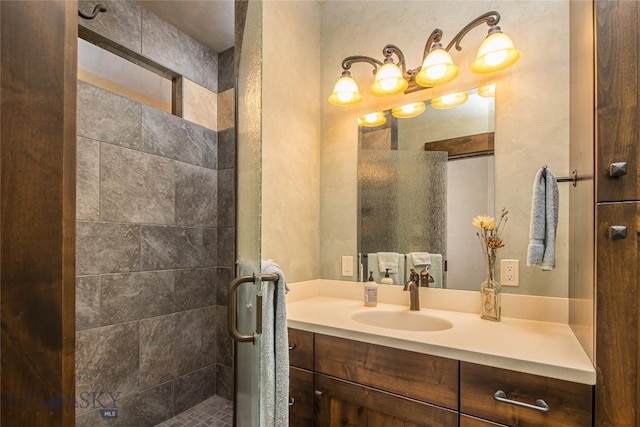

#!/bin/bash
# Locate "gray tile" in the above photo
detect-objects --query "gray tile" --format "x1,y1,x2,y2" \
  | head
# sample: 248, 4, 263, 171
141, 106, 204, 166
139, 310, 204, 389
203, 229, 217, 268
215, 364, 234, 401
76, 322, 140, 409
77, 81, 141, 146
175, 163, 217, 227
202, 306, 217, 366
217, 169, 235, 228
78, 0, 142, 54
77, 137, 100, 221
175, 268, 216, 311
202, 129, 218, 170
217, 128, 235, 170
141, 8, 204, 86
100, 143, 175, 224
173, 365, 216, 415
76, 276, 100, 331
76, 222, 140, 275
75, 382, 173, 427
101, 271, 175, 325
216, 228, 235, 268
215, 306, 232, 367
202, 46, 218, 93
217, 48, 235, 93
216, 268, 233, 307
140, 226, 204, 270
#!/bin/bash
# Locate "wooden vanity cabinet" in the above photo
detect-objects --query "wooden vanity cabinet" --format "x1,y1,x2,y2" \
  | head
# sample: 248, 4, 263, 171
288, 329, 593, 427
460, 362, 593, 427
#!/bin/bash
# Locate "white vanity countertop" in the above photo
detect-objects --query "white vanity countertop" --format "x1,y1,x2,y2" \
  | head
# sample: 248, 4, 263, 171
286, 281, 596, 385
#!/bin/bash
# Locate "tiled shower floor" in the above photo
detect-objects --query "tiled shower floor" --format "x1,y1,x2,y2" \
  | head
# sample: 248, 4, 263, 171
154, 395, 233, 427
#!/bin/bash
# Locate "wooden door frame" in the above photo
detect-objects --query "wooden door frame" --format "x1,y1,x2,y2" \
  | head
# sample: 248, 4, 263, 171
1, 1, 77, 425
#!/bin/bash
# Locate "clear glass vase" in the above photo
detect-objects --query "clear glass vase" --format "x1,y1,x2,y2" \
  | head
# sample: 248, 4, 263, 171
480, 262, 501, 321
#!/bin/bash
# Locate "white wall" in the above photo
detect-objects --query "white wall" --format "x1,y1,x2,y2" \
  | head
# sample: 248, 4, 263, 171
262, 0, 322, 282
319, 1, 570, 297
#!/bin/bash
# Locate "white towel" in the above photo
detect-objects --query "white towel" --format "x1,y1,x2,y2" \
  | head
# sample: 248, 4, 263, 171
410, 252, 432, 267
406, 253, 444, 288
377, 252, 400, 273
367, 253, 405, 285
527, 167, 559, 270
259, 261, 289, 427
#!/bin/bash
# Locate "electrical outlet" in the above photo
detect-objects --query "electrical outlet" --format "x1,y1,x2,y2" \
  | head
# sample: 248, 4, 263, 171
341, 256, 354, 277
500, 259, 519, 287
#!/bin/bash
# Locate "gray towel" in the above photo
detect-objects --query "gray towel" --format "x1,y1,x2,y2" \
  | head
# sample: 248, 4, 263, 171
527, 167, 559, 270
259, 261, 290, 427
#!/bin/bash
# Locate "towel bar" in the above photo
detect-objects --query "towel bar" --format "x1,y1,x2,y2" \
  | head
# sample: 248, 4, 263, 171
228, 273, 279, 344
542, 165, 578, 187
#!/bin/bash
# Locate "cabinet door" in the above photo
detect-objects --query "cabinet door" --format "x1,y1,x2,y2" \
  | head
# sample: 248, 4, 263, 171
596, 202, 640, 425
596, 0, 639, 202
288, 328, 314, 370
314, 374, 458, 427
289, 367, 313, 427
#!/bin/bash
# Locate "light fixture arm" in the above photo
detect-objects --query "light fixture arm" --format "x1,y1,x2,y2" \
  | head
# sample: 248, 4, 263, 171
382, 44, 408, 76
445, 11, 501, 52
421, 29, 444, 62
341, 55, 384, 75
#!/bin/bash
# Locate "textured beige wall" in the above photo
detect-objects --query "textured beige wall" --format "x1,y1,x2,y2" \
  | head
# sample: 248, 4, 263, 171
320, 1, 571, 297
182, 78, 217, 130
262, 0, 322, 282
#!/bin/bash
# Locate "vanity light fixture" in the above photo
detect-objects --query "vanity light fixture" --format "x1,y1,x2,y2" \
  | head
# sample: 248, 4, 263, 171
328, 11, 520, 106
391, 102, 426, 119
358, 111, 387, 127
431, 91, 469, 109
477, 83, 496, 98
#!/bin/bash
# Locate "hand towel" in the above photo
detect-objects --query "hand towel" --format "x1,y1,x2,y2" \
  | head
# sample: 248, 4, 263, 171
367, 253, 405, 285
406, 253, 444, 288
377, 252, 400, 273
527, 167, 559, 270
410, 252, 432, 267
259, 260, 289, 427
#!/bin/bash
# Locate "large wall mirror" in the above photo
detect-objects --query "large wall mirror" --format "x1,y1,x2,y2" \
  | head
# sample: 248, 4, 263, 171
358, 88, 495, 291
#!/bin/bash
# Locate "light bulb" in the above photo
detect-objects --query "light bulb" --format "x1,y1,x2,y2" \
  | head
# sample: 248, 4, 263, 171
328, 74, 363, 106
391, 102, 426, 119
471, 30, 521, 74
415, 46, 459, 87
431, 91, 469, 109
370, 62, 408, 96
358, 111, 386, 127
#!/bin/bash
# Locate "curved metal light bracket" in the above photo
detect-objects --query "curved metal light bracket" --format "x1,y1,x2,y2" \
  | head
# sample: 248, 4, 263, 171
78, 3, 107, 20
382, 44, 408, 76
446, 11, 501, 52
342, 55, 384, 75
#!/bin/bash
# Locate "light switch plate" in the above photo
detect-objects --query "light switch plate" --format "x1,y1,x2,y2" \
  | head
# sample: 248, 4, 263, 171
501, 259, 519, 287
341, 256, 354, 277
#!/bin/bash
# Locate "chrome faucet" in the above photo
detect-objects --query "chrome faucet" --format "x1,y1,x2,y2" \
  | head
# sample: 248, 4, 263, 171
403, 269, 420, 311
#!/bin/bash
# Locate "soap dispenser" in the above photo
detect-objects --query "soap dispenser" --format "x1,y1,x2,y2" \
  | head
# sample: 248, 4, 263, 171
364, 271, 378, 307
380, 268, 394, 285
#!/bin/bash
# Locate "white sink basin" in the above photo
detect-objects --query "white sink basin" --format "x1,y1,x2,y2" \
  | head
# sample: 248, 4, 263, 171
351, 310, 454, 332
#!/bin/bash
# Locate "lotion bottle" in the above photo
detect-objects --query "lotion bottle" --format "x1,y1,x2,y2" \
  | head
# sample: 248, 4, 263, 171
364, 271, 378, 307
380, 268, 393, 285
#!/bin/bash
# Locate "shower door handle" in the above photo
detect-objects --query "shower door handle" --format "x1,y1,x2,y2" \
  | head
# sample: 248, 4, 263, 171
228, 273, 280, 344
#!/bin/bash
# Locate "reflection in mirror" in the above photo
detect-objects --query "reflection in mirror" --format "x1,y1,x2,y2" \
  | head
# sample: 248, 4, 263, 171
358, 88, 495, 291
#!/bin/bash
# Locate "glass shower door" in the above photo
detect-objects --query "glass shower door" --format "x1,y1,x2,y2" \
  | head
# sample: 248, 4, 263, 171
233, 1, 264, 426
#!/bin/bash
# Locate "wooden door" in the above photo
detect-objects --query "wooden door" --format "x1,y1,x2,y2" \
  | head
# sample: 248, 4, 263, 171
290, 367, 313, 427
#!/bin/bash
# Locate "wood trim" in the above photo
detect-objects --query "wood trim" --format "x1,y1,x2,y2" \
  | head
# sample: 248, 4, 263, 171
172, 76, 184, 117
424, 132, 494, 159
1, 1, 77, 425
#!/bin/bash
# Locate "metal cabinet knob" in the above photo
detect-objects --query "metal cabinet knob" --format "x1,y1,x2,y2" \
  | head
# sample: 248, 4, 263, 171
609, 162, 628, 177
288, 397, 295, 406
609, 226, 628, 240
314, 390, 323, 400
288, 343, 296, 351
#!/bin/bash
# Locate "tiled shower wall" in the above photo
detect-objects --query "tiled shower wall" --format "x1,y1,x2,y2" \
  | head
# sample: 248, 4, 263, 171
74, 3, 236, 425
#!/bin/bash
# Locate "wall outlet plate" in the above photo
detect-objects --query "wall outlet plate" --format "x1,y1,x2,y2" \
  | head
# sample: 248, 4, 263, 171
341, 255, 354, 277
500, 259, 519, 287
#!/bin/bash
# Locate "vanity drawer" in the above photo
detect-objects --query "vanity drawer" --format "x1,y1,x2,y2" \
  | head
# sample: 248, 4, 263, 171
288, 328, 314, 370
315, 373, 458, 427
289, 366, 313, 427
460, 414, 507, 427
314, 334, 458, 410
460, 362, 593, 426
